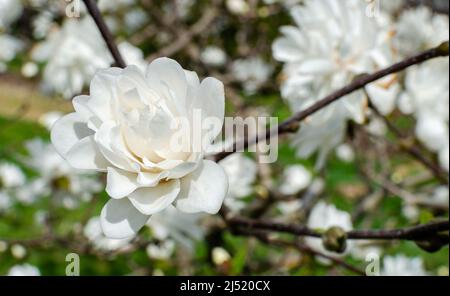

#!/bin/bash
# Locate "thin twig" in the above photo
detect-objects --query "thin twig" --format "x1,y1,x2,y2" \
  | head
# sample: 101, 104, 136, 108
214, 42, 450, 161
83, 0, 126, 68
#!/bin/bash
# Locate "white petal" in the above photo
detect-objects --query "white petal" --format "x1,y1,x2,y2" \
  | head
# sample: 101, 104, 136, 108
176, 160, 228, 214
100, 198, 150, 239
128, 179, 180, 215
146, 57, 188, 114
51, 113, 93, 157
64, 136, 109, 171
106, 167, 139, 199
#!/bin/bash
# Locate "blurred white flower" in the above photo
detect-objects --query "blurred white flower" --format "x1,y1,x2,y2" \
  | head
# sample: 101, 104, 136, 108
201, 46, 227, 67
0, 162, 26, 188
232, 57, 273, 94
32, 17, 112, 99
21, 62, 39, 78
305, 202, 353, 263
365, 117, 388, 137
7, 264, 40, 276
98, 0, 135, 12
51, 58, 228, 238
20, 138, 102, 208
124, 8, 148, 32
212, 247, 231, 265
11, 244, 27, 259
381, 255, 428, 276
84, 217, 132, 251
147, 205, 205, 252
174, 0, 196, 18
219, 154, 257, 212
0, 34, 23, 73
395, 7, 449, 57
273, 0, 397, 166
226, 0, 249, 15
118, 41, 147, 71
278, 164, 312, 195
38, 111, 63, 131
399, 58, 449, 157
146, 240, 175, 260
335, 144, 355, 163
0, 0, 22, 30
32, 11, 54, 39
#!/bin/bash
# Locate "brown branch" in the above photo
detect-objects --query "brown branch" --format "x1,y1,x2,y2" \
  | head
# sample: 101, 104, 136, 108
214, 42, 450, 162
226, 214, 449, 241
83, 0, 126, 68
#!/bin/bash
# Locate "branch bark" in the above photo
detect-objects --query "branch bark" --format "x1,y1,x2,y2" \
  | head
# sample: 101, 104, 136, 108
83, 0, 127, 68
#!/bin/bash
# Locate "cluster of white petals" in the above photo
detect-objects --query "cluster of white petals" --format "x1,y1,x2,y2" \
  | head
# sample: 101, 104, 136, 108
273, 0, 398, 167
7, 264, 41, 276
219, 153, 257, 212
51, 58, 228, 239
232, 57, 273, 94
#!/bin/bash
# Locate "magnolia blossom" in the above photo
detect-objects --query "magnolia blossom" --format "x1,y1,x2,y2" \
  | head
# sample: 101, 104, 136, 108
51, 58, 228, 239
278, 164, 312, 195
272, 0, 397, 166
39, 111, 63, 131
395, 7, 449, 57
305, 202, 353, 263
0, 0, 22, 30
399, 58, 449, 170
146, 240, 176, 260
19, 138, 102, 208
200, 46, 227, 67
335, 144, 355, 163
0, 191, 11, 211
381, 255, 428, 276
7, 264, 41, 276
219, 154, 257, 212
232, 57, 273, 94
0, 162, 26, 188
32, 17, 112, 99
84, 217, 132, 251
147, 205, 205, 251
0, 34, 23, 73
226, 0, 249, 15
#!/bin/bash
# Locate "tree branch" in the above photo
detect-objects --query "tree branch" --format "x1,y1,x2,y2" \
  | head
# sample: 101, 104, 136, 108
226, 214, 449, 242
83, 0, 126, 68
214, 42, 450, 161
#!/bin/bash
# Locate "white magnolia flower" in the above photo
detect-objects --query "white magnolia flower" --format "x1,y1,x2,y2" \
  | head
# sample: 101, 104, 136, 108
39, 111, 63, 131
399, 58, 449, 156
51, 58, 228, 239
32, 11, 54, 39
84, 217, 132, 251
146, 240, 175, 260
20, 138, 102, 208
0, 0, 22, 30
21, 62, 39, 78
273, 0, 396, 166
0, 162, 26, 188
226, 0, 249, 15
305, 202, 353, 263
32, 17, 112, 99
124, 8, 147, 32
147, 205, 205, 251
201, 46, 227, 67
278, 164, 312, 195
232, 57, 273, 94
0, 34, 23, 73
335, 144, 355, 163
7, 264, 40, 276
219, 154, 257, 212
365, 117, 388, 137
11, 244, 26, 259
381, 255, 428, 276
98, 0, 135, 12
395, 7, 449, 57
212, 247, 231, 265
